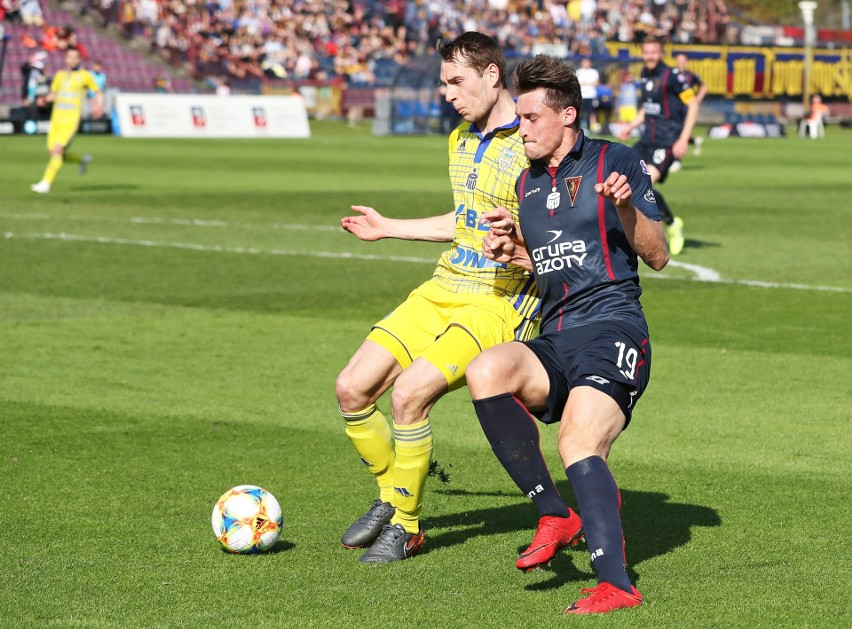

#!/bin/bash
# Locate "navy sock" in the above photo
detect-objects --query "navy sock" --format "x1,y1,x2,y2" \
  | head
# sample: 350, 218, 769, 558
566, 456, 632, 593
654, 189, 674, 225
473, 393, 569, 518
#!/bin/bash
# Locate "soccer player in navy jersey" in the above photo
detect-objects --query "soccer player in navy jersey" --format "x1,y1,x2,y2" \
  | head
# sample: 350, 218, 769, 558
669, 52, 707, 171
466, 54, 669, 614
335, 32, 580, 565
620, 37, 699, 256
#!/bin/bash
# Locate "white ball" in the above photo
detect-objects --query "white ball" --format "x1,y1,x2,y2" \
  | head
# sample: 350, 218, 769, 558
212, 485, 284, 553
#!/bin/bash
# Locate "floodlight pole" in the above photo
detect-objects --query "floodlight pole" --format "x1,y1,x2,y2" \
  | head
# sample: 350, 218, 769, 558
799, 1, 817, 109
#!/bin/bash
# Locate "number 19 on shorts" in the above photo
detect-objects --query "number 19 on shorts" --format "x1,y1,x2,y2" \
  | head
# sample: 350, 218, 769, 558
614, 341, 638, 381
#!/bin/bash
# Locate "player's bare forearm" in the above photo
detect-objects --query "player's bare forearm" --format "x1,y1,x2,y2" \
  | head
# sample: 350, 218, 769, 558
617, 207, 669, 271
383, 211, 455, 241
342, 206, 454, 242
677, 100, 700, 148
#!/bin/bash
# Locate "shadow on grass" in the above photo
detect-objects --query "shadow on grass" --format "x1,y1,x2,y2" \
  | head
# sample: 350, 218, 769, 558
424, 485, 720, 590
683, 238, 721, 250
218, 539, 296, 555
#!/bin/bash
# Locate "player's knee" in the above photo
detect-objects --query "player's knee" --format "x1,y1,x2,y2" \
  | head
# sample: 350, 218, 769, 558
389, 378, 430, 425
466, 352, 508, 398
335, 369, 369, 413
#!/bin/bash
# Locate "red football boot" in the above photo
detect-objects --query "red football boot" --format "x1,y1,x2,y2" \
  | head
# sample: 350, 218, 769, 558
516, 511, 584, 571
564, 582, 643, 614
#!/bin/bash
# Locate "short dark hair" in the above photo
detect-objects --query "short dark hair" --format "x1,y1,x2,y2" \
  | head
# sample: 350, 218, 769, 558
437, 32, 508, 88
512, 55, 582, 128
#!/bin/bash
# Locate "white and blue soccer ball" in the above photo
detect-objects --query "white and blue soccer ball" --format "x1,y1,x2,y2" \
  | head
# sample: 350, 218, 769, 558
211, 485, 283, 553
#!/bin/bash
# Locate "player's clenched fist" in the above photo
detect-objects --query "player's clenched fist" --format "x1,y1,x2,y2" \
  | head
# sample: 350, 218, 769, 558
594, 172, 633, 209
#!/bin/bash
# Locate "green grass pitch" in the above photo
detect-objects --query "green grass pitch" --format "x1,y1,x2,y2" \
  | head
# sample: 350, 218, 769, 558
0, 122, 850, 628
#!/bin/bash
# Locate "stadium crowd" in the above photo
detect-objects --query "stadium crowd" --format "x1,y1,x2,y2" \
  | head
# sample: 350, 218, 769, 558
62, 0, 730, 86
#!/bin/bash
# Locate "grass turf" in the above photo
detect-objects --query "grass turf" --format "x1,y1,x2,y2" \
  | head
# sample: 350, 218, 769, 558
0, 122, 850, 628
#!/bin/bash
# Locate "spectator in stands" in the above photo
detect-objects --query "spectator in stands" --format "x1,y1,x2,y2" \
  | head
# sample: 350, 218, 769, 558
616, 67, 638, 123
576, 56, 599, 133
154, 73, 171, 92
21, 50, 47, 106
595, 76, 615, 131
56, 25, 90, 59
2, 0, 23, 24
20, 0, 42, 26
67, 0, 733, 89
87, 61, 107, 117
800, 94, 829, 139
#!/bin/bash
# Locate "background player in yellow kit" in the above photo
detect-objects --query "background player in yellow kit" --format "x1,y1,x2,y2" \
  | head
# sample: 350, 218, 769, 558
31, 47, 103, 194
335, 32, 582, 565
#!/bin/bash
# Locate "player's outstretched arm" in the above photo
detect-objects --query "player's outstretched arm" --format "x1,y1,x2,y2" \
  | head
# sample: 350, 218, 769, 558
673, 99, 699, 159
595, 172, 669, 271
341, 206, 455, 242
90, 90, 104, 119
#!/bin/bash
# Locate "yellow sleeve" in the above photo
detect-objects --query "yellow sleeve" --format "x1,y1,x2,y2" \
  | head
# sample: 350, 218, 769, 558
84, 71, 99, 93
448, 126, 460, 160
50, 72, 63, 93
678, 89, 695, 105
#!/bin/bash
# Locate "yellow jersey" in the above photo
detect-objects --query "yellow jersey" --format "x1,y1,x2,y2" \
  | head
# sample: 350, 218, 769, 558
431, 119, 540, 322
49, 69, 99, 125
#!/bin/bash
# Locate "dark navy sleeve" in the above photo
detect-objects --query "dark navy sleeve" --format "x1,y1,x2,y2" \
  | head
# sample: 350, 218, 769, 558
692, 71, 703, 88
607, 143, 661, 221
671, 70, 697, 104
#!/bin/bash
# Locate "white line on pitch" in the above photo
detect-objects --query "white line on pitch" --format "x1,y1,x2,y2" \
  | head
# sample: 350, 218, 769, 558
1, 231, 436, 264
3, 231, 850, 294
0, 213, 340, 232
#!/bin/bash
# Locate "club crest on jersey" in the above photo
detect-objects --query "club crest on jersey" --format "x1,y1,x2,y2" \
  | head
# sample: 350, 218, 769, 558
564, 176, 582, 207
498, 148, 515, 172
643, 188, 656, 203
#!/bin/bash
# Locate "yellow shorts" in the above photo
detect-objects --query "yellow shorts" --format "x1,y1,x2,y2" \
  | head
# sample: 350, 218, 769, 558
47, 121, 77, 151
618, 106, 638, 123
368, 280, 536, 390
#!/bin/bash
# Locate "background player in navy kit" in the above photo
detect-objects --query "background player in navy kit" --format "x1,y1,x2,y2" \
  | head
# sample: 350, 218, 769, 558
620, 37, 699, 256
467, 54, 669, 614
669, 52, 707, 171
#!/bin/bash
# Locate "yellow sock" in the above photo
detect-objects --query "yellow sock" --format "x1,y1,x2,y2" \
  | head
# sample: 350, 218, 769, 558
42, 155, 64, 185
390, 418, 433, 534
341, 405, 396, 504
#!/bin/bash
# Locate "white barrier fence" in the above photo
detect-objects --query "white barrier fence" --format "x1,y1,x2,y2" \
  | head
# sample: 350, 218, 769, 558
114, 93, 310, 138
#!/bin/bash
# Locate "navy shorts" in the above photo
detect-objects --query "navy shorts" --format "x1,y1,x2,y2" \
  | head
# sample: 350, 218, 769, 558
634, 142, 675, 183
523, 319, 652, 428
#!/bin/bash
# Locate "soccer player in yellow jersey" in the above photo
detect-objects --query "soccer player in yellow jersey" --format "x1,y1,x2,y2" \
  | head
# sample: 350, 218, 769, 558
31, 47, 103, 194
335, 32, 582, 564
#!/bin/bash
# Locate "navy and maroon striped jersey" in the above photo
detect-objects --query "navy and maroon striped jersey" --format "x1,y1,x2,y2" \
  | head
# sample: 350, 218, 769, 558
639, 62, 696, 147
516, 133, 660, 333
